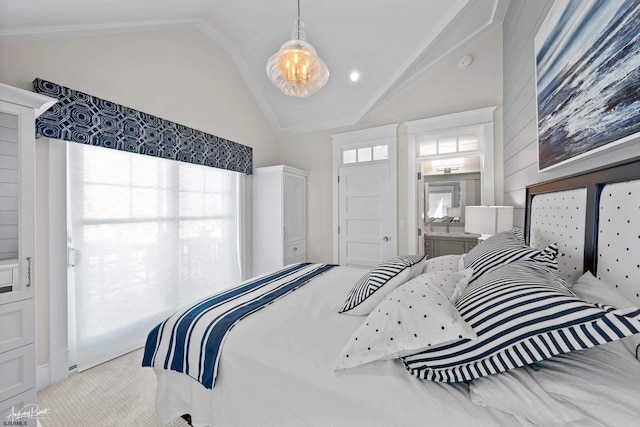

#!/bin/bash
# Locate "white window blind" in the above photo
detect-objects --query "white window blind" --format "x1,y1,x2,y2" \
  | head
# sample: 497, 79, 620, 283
68, 143, 242, 371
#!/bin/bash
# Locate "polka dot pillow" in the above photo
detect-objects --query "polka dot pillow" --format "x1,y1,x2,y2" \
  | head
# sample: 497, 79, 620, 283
335, 274, 477, 371
406, 269, 474, 303
424, 254, 465, 273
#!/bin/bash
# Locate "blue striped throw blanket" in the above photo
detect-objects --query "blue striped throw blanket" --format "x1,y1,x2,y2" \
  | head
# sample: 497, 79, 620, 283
142, 263, 335, 389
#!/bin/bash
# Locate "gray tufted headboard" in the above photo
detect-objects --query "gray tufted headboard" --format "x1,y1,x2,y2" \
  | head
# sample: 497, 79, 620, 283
525, 157, 640, 304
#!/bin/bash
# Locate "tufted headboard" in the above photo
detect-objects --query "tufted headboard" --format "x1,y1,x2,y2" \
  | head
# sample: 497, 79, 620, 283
525, 157, 640, 304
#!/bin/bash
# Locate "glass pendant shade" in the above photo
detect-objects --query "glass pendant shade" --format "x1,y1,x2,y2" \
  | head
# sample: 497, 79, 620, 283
266, 19, 329, 97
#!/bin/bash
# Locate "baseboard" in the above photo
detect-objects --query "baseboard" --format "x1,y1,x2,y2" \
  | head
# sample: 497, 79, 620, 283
48, 349, 70, 385
36, 364, 50, 391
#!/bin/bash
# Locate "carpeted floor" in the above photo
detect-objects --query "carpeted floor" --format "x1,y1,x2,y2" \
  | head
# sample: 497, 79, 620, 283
37, 349, 190, 427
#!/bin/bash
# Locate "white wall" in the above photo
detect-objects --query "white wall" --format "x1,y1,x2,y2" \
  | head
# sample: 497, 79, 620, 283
503, 0, 640, 226
0, 27, 279, 168
0, 26, 280, 369
279, 25, 504, 262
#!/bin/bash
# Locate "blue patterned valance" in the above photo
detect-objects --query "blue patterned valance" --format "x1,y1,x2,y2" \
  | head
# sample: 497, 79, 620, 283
33, 78, 252, 174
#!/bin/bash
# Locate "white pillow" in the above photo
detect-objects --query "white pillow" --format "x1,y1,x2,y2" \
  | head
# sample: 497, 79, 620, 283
335, 283, 477, 371
404, 269, 473, 303
573, 271, 640, 359
424, 254, 464, 273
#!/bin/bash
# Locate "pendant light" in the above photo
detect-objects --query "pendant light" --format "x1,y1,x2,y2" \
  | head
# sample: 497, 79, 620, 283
265, 0, 329, 98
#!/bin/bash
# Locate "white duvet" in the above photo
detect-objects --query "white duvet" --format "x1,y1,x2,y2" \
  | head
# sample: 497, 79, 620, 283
470, 274, 640, 427
151, 266, 640, 426
470, 342, 640, 427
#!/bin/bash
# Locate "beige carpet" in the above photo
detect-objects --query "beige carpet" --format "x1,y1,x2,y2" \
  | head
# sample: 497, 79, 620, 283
37, 349, 190, 427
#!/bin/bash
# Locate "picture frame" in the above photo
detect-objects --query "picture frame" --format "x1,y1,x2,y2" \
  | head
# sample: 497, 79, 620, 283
534, 0, 640, 172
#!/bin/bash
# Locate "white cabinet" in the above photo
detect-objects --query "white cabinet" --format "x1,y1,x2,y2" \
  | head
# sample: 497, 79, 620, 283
252, 165, 308, 277
0, 83, 55, 425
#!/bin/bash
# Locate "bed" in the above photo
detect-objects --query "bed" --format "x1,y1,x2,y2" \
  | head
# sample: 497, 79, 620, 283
143, 157, 640, 427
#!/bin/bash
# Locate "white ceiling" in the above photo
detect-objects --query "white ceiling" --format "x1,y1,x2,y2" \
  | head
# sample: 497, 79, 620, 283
0, 0, 508, 135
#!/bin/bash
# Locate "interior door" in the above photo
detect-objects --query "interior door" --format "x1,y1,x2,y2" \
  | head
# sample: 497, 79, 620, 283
282, 172, 305, 244
338, 162, 394, 268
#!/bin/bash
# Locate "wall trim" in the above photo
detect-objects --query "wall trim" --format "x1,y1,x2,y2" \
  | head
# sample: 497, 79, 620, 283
47, 139, 69, 386
36, 364, 50, 391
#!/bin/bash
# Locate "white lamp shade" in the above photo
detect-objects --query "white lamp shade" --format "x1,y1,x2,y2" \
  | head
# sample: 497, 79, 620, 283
464, 206, 514, 236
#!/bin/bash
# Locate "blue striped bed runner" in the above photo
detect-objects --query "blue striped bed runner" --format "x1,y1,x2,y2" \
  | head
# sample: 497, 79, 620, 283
142, 263, 335, 389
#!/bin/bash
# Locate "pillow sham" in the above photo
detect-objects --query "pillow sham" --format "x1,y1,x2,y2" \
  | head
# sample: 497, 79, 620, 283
424, 254, 464, 273
335, 282, 477, 371
339, 255, 426, 316
573, 271, 640, 359
402, 260, 640, 382
509, 227, 525, 244
463, 231, 560, 283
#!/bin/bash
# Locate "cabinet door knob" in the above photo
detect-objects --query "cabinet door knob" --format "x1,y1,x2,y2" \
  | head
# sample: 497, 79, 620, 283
293, 247, 298, 252
383, 236, 389, 242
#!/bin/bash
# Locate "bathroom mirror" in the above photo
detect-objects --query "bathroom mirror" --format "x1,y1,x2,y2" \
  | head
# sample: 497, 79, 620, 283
423, 173, 481, 234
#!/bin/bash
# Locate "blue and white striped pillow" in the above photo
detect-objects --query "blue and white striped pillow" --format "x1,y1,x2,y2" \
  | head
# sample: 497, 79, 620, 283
464, 231, 559, 283
402, 260, 640, 382
509, 227, 525, 243
339, 255, 425, 316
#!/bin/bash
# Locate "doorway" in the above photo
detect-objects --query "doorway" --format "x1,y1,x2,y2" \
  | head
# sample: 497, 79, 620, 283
407, 107, 496, 255
332, 124, 398, 267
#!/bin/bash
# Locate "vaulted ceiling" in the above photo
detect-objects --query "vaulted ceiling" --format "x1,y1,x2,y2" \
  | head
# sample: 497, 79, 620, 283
0, 0, 508, 135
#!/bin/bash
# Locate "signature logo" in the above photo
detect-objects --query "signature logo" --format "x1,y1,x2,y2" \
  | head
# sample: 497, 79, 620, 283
4, 405, 50, 425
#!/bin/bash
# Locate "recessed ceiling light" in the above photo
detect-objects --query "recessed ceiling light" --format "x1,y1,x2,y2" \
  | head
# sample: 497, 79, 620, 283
349, 70, 360, 82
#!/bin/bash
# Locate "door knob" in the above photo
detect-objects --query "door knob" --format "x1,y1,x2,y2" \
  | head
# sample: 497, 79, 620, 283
383, 236, 389, 242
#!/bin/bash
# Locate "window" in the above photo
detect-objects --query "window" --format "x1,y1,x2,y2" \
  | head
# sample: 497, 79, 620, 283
417, 133, 479, 157
458, 134, 479, 151
357, 147, 372, 162
373, 145, 389, 160
343, 149, 357, 164
342, 144, 389, 165
418, 140, 437, 156
68, 144, 242, 370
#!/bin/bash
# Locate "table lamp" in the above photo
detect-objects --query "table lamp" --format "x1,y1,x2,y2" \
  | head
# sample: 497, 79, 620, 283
465, 206, 514, 241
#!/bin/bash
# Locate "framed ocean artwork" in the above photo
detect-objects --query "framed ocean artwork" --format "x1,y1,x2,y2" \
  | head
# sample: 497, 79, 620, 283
534, 0, 640, 172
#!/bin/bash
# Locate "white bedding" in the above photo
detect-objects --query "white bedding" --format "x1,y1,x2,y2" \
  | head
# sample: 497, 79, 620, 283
152, 265, 640, 427
153, 266, 518, 426
470, 342, 640, 427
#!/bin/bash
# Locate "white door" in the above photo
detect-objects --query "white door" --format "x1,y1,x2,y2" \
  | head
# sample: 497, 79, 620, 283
283, 172, 305, 244
338, 162, 395, 267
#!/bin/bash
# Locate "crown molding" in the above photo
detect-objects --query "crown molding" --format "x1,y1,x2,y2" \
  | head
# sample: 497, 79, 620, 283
0, 19, 196, 42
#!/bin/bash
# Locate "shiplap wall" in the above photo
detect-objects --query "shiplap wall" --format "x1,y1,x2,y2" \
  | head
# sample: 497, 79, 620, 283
503, 0, 640, 226
0, 112, 19, 260
502, 0, 554, 225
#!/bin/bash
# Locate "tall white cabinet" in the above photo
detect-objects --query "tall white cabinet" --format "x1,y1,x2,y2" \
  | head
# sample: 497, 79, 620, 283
252, 165, 308, 277
0, 83, 55, 426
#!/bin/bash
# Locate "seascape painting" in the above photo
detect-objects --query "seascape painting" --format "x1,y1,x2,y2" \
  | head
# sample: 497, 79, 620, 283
535, 0, 640, 171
